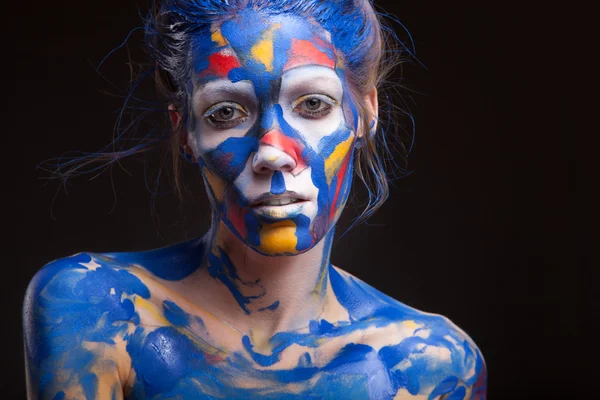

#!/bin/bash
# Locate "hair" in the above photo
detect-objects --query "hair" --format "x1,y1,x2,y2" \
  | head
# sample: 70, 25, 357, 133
44, 0, 414, 225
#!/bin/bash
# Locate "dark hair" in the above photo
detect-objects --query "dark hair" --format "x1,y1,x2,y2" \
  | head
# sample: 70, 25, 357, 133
45, 0, 413, 225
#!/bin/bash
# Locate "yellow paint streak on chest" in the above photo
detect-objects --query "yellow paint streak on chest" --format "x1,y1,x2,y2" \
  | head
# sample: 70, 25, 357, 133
250, 23, 281, 72
203, 167, 226, 202
211, 29, 227, 46
259, 220, 298, 255
133, 296, 170, 326
325, 135, 354, 183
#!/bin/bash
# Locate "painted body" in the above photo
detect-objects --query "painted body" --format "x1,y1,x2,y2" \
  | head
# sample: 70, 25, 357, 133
24, 7, 486, 400
24, 245, 486, 399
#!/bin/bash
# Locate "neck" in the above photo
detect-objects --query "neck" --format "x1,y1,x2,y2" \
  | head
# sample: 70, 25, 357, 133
191, 220, 336, 337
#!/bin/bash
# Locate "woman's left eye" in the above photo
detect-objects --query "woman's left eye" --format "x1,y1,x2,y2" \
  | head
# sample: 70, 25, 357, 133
293, 94, 336, 119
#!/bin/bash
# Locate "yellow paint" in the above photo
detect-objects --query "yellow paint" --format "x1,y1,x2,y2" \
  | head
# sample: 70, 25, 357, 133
203, 167, 226, 202
259, 220, 298, 254
211, 29, 227, 46
325, 135, 354, 182
250, 23, 281, 72
403, 320, 420, 331
133, 296, 170, 326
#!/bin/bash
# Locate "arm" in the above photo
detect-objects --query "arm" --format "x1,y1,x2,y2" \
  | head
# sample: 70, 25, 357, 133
23, 254, 136, 400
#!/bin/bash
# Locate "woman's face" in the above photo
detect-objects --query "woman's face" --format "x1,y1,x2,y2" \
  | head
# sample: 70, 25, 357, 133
186, 10, 362, 256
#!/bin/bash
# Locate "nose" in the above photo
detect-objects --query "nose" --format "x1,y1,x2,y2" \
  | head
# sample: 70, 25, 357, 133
252, 143, 297, 174
252, 130, 302, 174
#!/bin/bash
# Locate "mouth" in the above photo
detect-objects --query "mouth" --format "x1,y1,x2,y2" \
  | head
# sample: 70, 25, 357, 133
250, 193, 309, 219
250, 192, 308, 208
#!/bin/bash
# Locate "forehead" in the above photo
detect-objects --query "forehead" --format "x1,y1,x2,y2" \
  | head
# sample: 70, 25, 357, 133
191, 10, 340, 85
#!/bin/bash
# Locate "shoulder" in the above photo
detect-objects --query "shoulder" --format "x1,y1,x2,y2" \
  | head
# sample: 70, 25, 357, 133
331, 267, 487, 399
23, 252, 154, 398
24, 252, 151, 316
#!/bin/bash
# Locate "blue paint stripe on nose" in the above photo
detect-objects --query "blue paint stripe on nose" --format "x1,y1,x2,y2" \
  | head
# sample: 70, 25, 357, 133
270, 171, 286, 194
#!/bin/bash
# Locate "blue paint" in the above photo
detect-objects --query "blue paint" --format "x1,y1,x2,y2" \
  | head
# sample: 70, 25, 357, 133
258, 300, 280, 312
428, 376, 459, 399
207, 247, 264, 314
447, 386, 467, 400
104, 236, 206, 281
293, 214, 313, 252
270, 171, 286, 194
206, 135, 259, 182
163, 300, 191, 327
24, 253, 151, 399
27, 253, 486, 399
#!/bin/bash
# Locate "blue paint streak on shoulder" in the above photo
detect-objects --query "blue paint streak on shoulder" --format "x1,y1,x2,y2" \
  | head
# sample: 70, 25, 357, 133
329, 265, 414, 322
446, 386, 467, 400
52, 392, 65, 400
25, 253, 152, 398
163, 300, 191, 327
103, 236, 206, 281
428, 376, 459, 400
270, 171, 286, 195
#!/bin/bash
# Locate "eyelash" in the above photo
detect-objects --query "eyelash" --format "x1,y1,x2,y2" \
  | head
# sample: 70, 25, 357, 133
293, 94, 337, 119
202, 94, 337, 130
203, 102, 249, 129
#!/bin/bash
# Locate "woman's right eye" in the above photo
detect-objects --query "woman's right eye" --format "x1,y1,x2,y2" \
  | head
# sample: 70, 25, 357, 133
204, 102, 249, 129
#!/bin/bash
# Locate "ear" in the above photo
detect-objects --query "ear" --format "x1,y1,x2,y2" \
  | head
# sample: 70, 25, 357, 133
357, 86, 379, 139
168, 104, 197, 163
365, 86, 379, 138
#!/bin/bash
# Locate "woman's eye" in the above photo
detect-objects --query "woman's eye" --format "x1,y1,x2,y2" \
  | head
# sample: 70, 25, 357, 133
204, 102, 248, 129
294, 95, 336, 119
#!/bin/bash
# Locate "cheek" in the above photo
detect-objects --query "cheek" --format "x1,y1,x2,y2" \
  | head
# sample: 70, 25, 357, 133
201, 136, 259, 183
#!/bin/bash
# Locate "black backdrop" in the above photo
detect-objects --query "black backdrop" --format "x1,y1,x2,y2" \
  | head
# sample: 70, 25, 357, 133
3, 1, 584, 399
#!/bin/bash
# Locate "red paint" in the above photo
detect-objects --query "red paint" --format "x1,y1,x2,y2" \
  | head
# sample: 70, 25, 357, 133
260, 130, 307, 170
199, 51, 241, 79
472, 361, 488, 400
283, 39, 335, 71
227, 200, 247, 239
329, 152, 351, 222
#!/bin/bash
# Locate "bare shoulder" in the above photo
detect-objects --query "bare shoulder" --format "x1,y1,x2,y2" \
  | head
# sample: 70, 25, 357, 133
331, 266, 487, 399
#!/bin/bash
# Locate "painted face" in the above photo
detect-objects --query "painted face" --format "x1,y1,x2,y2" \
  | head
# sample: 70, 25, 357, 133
187, 10, 360, 256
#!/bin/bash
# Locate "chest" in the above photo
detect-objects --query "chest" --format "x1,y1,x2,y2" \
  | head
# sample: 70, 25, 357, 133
122, 325, 396, 400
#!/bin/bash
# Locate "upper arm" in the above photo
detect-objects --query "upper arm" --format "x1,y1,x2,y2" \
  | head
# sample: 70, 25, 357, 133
23, 253, 144, 400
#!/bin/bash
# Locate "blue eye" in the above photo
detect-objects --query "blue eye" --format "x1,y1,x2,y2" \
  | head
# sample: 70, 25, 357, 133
204, 102, 249, 129
293, 94, 336, 119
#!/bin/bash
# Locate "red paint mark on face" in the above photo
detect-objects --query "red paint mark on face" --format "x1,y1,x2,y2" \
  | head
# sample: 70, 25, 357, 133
283, 39, 336, 71
329, 152, 351, 222
227, 199, 248, 239
260, 130, 307, 171
199, 51, 241, 79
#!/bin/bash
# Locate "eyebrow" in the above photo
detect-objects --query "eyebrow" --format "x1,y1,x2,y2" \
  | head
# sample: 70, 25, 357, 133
194, 79, 255, 98
280, 68, 343, 96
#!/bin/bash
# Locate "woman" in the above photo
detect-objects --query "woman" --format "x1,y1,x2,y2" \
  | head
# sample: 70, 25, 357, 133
24, 0, 487, 398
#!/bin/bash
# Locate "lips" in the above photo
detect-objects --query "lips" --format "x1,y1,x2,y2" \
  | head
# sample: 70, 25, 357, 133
249, 193, 309, 220
250, 193, 308, 208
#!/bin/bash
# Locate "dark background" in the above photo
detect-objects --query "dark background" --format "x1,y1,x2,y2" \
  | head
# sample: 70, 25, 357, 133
3, 0, 584, 399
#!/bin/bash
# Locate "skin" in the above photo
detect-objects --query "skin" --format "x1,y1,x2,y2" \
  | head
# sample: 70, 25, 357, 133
24, 10, 486, 400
